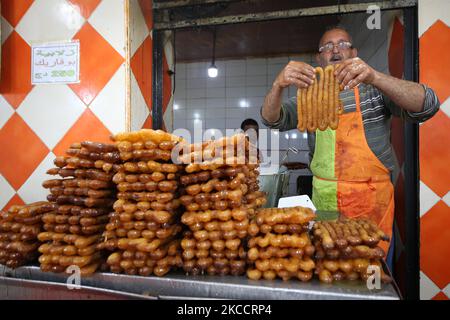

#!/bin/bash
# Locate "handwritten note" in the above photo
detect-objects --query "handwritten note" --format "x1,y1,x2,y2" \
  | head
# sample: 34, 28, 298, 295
32, 41, 80, 84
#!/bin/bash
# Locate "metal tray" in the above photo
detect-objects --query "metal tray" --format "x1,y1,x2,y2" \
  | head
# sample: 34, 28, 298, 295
0, 265, 400, 300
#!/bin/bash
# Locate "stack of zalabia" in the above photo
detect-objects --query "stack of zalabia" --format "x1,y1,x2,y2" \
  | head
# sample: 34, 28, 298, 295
99, 129, 184, 277
39, 142, 120, 276
297, 64, 343, 132
177, 134, 267, 276
0, 202, 55, 269
246, 207, 316, 282
312, 218, 392, 284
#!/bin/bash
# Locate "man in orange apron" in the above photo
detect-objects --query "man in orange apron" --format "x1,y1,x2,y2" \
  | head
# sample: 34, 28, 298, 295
261, 27, 440, 258
310, 87, 394, 255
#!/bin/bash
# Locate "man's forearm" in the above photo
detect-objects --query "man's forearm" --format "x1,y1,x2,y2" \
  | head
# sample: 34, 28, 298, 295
372, 71, 426, 113
261, 84, 284, 123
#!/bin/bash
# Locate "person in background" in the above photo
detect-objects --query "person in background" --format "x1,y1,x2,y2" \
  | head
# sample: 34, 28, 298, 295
260, 26, 440, 267
241, 118, 260, 140
240, 118, 262, 164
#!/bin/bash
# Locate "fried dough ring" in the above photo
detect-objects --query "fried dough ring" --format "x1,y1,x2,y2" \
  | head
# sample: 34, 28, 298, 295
297, 88, 306, 132
312, 70, 319, 131
306, 81, 314, 132
324, 66, 334, 127
317, 67, 327, 131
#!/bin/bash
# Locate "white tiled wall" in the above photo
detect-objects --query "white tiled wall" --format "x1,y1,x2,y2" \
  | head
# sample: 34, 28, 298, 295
173, 55, 315, 164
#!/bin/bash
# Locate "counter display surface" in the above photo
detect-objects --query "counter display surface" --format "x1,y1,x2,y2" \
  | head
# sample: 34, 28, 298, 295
0, 265, 400, 300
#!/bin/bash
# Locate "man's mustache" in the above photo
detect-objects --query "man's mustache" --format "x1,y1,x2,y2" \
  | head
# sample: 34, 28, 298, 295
330, 54, 343, 61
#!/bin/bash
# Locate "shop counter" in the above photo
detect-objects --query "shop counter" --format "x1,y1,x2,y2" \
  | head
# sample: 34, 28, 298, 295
0, 265, 400, 300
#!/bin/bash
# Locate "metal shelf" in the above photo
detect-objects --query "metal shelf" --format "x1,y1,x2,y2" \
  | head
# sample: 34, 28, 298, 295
0, 265, 400, 300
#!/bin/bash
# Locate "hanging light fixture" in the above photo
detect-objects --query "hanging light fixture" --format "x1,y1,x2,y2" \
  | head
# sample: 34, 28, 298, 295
208, 28, 218, 78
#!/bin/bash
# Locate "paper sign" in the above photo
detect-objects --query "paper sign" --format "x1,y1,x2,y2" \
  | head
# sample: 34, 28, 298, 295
32, 41, 80, 84
278, 195, 317, 211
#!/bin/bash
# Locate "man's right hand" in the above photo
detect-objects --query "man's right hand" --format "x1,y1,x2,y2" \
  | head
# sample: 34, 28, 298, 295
273, 61, 316, 89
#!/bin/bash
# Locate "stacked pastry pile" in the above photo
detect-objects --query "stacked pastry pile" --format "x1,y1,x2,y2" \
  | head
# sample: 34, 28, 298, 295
39, 142, 120, 275
0, 202, 54, 269
312, 218, 392, 283
246, 207, 316, 281
100, 129, 184, 277
178, 134, 266, 276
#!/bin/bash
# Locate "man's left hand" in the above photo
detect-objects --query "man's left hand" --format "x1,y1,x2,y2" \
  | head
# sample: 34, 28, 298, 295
334, 58, 378, 90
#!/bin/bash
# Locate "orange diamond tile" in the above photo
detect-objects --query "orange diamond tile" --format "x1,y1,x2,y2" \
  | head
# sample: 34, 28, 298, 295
131, 36, 152, 110
420, 110, 450, 197
0, 114, 49, 190
388, 17, 404, 79
138, 0, 153, 31
70, 23, 124, 106
1, 0, 34, 27
432, 292, 449, 300
68, 0, 101, 19
420, 20, 450, 103
0, 31, 34, 109
53, 109, 112, 157
2, 194, 25, 212
420, 201, 450, 289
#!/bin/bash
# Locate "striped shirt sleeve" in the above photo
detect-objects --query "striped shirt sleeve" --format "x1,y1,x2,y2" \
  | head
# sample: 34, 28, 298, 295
260, 96, 298, 132
382, 84, 440, 122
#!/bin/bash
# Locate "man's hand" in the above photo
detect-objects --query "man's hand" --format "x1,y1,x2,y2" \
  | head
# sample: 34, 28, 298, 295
274, 61, 316, 89
334, 58, 378, 90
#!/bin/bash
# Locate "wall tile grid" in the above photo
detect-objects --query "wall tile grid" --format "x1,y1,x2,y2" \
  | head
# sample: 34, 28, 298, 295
0, 0, 174, 212
0, 0, 127, 210
173, 54, 314, 166
417, 0, 450, 301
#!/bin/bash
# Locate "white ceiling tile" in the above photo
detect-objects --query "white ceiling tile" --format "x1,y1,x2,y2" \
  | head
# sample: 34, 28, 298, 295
0, 95, 15, 129
90, 64, 126, 134
129, 0, 149, 57
420, 181, 441, 217
130, 73, 149, 131
1, 17, 14, 45
16, 0, 85, 45
16, 85, 86, 150
0, 173, 16, 210
17, 152, 55, 204
88, 0, 126, 57
420, 271, 441, 300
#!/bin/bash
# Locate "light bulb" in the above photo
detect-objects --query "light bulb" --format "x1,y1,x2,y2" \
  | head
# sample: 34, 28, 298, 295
239, 100, 249, 108
208, 65, 218, 78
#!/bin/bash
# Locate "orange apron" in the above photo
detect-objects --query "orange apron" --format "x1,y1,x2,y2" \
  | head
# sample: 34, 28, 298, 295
310, 87, 394, 254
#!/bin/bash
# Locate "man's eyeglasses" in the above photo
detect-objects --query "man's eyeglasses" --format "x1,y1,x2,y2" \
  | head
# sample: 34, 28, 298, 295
319, 41, 353, 53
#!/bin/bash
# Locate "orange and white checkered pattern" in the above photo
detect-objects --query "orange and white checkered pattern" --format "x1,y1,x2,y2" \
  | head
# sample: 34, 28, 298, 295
0, 1, 173, 212
418, 0, 450, 301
